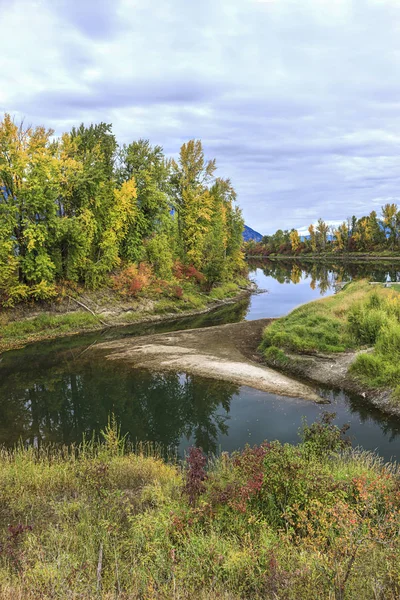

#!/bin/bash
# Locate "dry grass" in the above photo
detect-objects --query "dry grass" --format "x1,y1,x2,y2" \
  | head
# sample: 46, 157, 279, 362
0, 418, 400, 598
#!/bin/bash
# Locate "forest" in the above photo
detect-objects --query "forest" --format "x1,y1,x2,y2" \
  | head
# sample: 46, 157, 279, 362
0, 114, 245, 307
246, 207, 400, 257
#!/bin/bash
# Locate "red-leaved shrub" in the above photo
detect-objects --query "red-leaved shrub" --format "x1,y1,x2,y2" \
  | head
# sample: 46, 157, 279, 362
112, 263, 153, 297
185, 447, 207, 506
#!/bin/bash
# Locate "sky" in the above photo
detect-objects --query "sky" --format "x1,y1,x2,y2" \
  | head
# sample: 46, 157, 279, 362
1, 0, 400, 235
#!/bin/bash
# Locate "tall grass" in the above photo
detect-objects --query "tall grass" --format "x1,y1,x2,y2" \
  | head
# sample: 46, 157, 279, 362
0, 416, 399, 598
1, 312, 98, 340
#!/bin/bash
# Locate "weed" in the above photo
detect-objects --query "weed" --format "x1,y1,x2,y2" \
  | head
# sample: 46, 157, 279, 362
0, 421, 399, 598
184, 447, 207, 505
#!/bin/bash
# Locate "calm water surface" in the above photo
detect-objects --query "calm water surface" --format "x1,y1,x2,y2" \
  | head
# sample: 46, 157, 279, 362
1, 260, 400, 460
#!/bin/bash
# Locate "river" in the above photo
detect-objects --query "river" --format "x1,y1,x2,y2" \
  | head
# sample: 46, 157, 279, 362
1, 259, 399, 459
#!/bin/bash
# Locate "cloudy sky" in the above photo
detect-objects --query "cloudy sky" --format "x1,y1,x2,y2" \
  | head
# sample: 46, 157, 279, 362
1, 0, 400, 234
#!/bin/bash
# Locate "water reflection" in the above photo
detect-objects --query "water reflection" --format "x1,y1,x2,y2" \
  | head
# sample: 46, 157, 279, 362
0, 355, 239, 453
1, 262, 400, 459
248, 258, 400, 295
1, 346, 400, 459
0, 302, 251, 453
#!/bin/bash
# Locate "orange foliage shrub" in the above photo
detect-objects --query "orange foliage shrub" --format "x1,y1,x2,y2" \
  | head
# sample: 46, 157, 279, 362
112, 263, 153, 297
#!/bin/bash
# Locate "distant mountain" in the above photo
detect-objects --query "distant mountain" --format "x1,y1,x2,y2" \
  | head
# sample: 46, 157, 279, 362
243, 224, 263, 242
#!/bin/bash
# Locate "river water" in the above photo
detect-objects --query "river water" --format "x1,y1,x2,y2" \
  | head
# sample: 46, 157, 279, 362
1, 259, 400, 459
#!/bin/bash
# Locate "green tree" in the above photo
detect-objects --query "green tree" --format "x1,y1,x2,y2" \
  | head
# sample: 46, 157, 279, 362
0, 114, 60, 301
381, 203, 398, 250
171, 140, 215, 268
368, 210, 384, 248
118, 139, 172, 262
202, 178, 244, 285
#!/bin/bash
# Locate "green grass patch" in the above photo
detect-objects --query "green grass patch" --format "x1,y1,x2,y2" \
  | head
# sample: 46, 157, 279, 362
260, 280, 400, 400
153, 299, 185, 314
183, 292, 206, 309
0, 311, 98, 342
208, 282, 239, 301
263, 345, 290, 366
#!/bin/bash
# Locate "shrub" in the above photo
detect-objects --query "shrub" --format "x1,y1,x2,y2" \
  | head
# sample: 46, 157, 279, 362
0, 424, 400, 599
29, 280, 57, 302
264, 346, 289, 366
174, 285, 184, 299
144, 233, 174, 280
173, 261, 205, 284
112, 263, 153, 297
185, 447, 207, 506
300, 412, 350, 457
350, 353, 382, 381
1, 284, 30, 307
375, 322, 400, 359
184, 265, 205, 284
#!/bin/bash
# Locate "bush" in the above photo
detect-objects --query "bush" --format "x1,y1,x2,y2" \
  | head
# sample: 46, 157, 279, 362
112, 263, 153, 297
300, 412, 350, 457
350, 352, 382, 380
375, 322, 400, 358
209, 283, 238, 301
29, 280, 57, 302
173, 261, 205, 284
1, 422, 400, 599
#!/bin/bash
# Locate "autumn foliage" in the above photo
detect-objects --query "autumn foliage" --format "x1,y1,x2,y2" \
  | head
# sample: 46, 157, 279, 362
0, 115, 244, 306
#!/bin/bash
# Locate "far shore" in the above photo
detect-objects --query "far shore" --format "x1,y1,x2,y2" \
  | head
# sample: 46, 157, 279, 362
246, 253, 400, 262
0, 286, 253, 354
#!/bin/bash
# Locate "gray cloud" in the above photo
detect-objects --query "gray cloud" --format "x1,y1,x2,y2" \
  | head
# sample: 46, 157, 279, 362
2, 0, 400, 233
50, 0, 123, 39
15, 78, 227, 121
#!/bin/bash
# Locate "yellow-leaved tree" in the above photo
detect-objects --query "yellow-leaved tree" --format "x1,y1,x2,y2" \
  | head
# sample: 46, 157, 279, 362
171, 140, 215, 268
0, 114, 60, 304
289, 229, 300, 253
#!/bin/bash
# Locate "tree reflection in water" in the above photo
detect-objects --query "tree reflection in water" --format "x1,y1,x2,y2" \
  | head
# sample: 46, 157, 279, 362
248, 258, 400, 295
1, 262, 400, 455
0, 359, 239, 453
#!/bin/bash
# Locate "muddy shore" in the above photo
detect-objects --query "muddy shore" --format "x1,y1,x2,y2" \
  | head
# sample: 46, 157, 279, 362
264, 349, 398, 417
91, 319, 323, 402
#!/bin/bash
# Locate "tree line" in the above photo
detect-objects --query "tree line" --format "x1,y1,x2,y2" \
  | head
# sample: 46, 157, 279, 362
246, 206, 400, 256
0, 115, 244, 306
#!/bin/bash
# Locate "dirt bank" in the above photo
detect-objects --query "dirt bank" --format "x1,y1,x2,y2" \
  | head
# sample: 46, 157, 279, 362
91, 319, 323, 402
265, 349, 398, 416
0, 287, 254, 354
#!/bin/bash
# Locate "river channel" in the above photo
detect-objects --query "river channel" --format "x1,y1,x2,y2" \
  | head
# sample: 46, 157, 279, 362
1, 259, 400, 460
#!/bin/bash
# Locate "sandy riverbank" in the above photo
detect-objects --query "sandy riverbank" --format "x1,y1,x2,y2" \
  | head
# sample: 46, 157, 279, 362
91, 319, 323, 402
